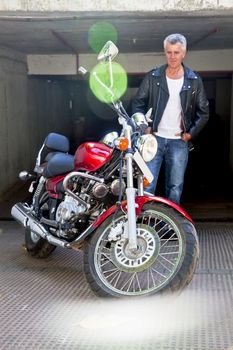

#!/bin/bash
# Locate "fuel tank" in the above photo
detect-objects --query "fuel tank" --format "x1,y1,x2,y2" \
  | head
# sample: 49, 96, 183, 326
74, 142, 113, 171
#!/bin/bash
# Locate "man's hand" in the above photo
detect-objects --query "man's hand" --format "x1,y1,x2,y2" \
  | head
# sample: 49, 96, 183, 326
144, 127, 152, 134
175, 131, 192, 142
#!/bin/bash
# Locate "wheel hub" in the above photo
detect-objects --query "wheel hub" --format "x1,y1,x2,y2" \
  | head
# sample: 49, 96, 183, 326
112, 224, 160, 272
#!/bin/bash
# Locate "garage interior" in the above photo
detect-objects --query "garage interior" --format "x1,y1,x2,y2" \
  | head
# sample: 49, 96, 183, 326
0, 10, 233, 220
0, 6, 233, 350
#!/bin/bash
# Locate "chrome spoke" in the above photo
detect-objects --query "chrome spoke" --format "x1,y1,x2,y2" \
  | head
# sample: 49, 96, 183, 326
150, 267, 167, 278
113, 270, 122, 288
122, 273, 136, 292
109, 270, 123, 285
160, 251, 179, 256
158, 254, 176, 266
99, 252, 113, 266
149, 267, 156, 287
160, 232, 177, 248
159, 227, 173, 239
156, 258, 173, 273
103, 267, 120, 278
135, 273, 142, 292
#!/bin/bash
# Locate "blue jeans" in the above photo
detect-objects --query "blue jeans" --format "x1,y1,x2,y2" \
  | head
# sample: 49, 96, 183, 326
146, 136, 189, 204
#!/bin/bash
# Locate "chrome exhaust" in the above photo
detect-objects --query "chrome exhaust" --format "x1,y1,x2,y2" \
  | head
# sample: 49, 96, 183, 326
11, 203, 70, 248
11, 202, 29, 227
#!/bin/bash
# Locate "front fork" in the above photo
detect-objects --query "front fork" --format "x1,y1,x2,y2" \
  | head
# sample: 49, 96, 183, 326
125, 126, 138, 251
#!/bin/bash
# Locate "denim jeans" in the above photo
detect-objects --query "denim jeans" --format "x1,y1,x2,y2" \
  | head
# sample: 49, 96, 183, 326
146, 136, 189, 204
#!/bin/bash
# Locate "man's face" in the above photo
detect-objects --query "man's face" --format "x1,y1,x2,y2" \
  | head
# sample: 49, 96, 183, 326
165, 42, 186, 69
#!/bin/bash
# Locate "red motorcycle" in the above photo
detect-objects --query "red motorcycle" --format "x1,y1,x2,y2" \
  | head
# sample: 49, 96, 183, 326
11, 42, 198, 297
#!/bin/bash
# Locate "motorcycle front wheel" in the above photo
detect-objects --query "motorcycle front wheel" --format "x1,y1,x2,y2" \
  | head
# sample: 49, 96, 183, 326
84, 203, 199, 297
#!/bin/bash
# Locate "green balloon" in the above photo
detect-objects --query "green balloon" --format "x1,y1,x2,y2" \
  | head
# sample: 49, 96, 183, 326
88, 22, 118, 53
89, 62, 127, 104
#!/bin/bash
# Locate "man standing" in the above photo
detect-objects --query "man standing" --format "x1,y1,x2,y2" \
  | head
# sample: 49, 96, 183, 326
132, 33, 209, 204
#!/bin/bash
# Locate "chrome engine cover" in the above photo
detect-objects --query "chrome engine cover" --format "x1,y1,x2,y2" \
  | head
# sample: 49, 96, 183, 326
92, 183, 109, 198
56, 195, 86, 223
110, 179, 126, 196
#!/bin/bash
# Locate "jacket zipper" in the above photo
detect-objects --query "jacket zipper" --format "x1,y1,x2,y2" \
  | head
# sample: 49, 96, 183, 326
154, 83, 161, 121
180, 84, 188, 133
180, 107, 186, 133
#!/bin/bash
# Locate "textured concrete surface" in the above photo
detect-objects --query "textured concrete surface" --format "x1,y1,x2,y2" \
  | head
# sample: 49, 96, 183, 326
0, 0, 233, 12
0, 220, 233, 350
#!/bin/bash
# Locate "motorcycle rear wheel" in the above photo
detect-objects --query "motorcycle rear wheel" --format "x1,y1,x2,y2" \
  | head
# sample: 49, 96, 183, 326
25, 227, 56, 258
24, 192, 56, 258
84, 202, 199, 297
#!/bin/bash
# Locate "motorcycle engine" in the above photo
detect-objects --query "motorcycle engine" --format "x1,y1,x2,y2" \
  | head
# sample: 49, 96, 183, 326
110, 179, 126, 196
91, 179, 126, 200
92, 183, 109, 198
56, 195, 86, 223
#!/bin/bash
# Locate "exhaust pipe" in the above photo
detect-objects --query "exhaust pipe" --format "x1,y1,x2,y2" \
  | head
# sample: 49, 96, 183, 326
11, 202, 29, 227
11, 203, 70, 248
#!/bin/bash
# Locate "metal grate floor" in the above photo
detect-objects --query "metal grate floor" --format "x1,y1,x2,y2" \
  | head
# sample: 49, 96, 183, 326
0, 221, 233, 350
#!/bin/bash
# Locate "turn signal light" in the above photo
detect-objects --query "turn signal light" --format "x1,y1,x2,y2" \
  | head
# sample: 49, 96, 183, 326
143, 177, 150, 188
117, 137, 129, 151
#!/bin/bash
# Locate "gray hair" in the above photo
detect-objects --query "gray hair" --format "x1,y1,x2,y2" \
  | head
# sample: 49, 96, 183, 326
163, 34, 187, 50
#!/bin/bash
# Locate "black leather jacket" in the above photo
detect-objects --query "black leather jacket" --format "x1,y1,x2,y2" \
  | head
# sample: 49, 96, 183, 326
132, 64, 209, 139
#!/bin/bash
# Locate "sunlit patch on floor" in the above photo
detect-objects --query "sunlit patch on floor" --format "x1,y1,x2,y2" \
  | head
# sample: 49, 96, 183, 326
43, 290, 225, 349
78, 314, 135, 329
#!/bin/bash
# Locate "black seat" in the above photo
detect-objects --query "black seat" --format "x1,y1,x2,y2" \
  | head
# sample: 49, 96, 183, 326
43, 153, 74, 178
40, 133, 70, 164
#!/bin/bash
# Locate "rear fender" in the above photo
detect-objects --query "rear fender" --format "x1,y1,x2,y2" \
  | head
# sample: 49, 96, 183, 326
92, 195, 193, 228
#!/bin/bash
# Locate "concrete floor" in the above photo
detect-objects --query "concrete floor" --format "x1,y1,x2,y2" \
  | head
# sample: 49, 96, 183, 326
0, 220, 233, 350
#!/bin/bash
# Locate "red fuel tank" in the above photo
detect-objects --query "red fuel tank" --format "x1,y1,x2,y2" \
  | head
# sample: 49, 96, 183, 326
74, 142, 113, 171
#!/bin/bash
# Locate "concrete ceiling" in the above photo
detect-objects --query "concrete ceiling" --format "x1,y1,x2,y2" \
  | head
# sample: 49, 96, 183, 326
0, 11, 233, 55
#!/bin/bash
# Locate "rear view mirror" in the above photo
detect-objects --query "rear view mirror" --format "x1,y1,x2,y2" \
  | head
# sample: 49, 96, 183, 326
98, 41, 119, 62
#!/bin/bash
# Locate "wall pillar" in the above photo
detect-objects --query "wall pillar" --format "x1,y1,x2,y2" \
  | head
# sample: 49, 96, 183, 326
230, 75, 233, 172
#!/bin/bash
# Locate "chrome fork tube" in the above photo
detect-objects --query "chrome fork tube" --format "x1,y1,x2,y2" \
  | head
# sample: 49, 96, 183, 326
125, 125, 137, 251
137, 175, 144, 196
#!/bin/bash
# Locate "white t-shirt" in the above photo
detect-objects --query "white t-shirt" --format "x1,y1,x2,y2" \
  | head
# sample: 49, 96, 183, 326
156, 76, 184, 139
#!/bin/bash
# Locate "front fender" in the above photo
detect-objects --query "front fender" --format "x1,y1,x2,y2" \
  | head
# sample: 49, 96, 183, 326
93, 195, 193, 228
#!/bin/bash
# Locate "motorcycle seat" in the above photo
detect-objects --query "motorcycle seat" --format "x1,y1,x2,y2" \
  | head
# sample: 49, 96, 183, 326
38, 133, 70, 165
43, 152, 74, 178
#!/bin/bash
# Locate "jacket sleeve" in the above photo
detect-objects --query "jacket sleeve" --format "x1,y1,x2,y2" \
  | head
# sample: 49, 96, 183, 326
189, 77, 209, 139
131, 73, 150, 115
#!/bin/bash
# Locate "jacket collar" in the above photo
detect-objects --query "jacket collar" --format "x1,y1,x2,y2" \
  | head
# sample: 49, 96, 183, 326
152, 64, 198, 80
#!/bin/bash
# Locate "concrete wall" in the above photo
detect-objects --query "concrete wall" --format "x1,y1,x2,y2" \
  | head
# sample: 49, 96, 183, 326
0, 0, 232, 12
0, 47, 28, 197
27, 55, 77, 75
27, 49, 233, 75
230, 76, 233, 173
27, 77, 72, 159
77, 49, 233, 74
0, 46, 72, 197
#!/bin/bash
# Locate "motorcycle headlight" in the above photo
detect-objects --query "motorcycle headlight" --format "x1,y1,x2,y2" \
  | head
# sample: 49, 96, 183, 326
137, 134, 157, 162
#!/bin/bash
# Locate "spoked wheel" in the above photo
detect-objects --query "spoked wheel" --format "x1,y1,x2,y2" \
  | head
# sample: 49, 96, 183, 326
25, 226, 56, 258
84, 203, 199, 297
